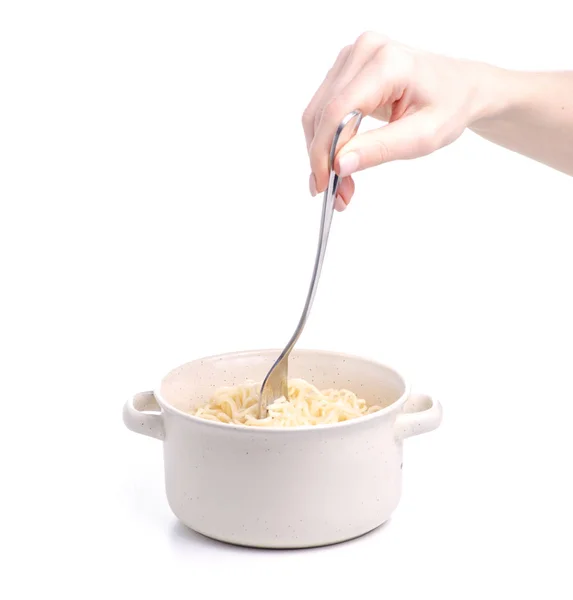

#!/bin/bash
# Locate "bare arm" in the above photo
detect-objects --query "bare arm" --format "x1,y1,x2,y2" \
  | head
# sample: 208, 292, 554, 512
470, 69, 573, 176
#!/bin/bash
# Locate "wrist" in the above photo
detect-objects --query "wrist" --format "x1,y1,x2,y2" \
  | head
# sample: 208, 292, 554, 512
469, 63, 529, 132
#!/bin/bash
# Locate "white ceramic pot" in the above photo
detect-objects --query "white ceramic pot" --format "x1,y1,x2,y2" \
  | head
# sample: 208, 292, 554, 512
123, 349, 442, 548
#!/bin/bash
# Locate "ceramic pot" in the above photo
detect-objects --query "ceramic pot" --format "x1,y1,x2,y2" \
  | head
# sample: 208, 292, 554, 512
123, 349, 442, 548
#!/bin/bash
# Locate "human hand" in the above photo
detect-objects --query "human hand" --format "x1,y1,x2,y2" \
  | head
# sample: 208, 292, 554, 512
302, 32, 494, 210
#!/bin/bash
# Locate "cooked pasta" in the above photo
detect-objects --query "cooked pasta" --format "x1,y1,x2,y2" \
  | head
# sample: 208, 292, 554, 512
190, 378, 381, 427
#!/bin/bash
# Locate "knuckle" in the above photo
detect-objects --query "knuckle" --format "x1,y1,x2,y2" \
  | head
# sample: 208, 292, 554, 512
324, 97, 343, 121
374, 41, 399, 66
338, 44, 352, 61
314, 110, 322, 132
373, 45, 389, 66
355, 30, 382, 49
325, 46, 352, 80
315, 98, 341, 130
301, 108, 314, 129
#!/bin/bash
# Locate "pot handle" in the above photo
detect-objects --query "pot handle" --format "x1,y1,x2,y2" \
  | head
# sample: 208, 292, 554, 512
394, 393, 442, 440
123, 391, 165, 441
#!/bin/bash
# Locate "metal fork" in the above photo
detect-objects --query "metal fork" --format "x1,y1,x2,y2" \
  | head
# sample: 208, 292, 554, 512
258, 110, 363, 418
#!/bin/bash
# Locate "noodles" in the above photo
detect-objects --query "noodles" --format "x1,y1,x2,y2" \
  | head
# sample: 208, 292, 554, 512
190, 378, 381, 427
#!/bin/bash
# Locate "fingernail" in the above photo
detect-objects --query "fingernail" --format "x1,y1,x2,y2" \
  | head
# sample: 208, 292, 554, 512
309, 173, 317, 197
338, 152, 359, 178
334, 194, 347, 212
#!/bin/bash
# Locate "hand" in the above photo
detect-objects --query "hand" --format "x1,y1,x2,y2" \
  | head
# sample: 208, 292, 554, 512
302, 32, 492, 210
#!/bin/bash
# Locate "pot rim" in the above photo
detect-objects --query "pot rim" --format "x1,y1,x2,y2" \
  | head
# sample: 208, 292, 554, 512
153, 348, 411, 434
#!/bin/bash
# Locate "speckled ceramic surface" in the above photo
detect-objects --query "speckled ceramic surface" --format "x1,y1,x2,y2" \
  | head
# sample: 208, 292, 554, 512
123, 349, 442, 548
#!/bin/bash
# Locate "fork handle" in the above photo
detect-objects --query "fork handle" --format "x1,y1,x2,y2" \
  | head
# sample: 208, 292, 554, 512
288, 110, 363, 340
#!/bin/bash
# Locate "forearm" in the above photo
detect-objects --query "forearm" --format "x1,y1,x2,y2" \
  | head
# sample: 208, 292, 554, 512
470, 68, 573, 176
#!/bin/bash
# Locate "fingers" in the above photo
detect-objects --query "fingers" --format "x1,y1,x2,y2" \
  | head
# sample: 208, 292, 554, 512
309, 47, 408, 192
310, 174, 354, 208
336, 175, 355, 209
310, 33, 387, 142
334, 110, 444, 175
302, 45, 352, 150
304, 33, 391, 187
303, 33, 389, 152
308, 173, 354, 210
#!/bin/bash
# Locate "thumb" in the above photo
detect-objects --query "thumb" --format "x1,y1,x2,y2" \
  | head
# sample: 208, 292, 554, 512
335, 110, 441, 176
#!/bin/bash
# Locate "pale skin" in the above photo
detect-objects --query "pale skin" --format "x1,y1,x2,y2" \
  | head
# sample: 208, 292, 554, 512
303, 32, 573, 211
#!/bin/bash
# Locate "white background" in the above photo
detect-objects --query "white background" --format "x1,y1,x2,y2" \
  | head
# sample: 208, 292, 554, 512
1, 1, 572, 598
